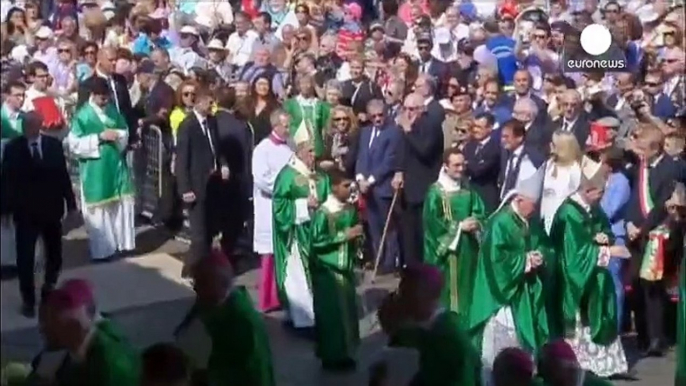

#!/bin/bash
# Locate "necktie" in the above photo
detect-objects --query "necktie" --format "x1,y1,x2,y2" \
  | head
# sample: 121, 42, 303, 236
201, 119, 216, 158
563, 121, 570, 131
475, 143, 483, 156
108, 77, 121, 112
502, 153, 518, 197
31, 142, 40, 161
369, 127, 378, 148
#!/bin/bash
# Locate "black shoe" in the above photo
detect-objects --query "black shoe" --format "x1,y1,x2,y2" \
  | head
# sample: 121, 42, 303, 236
21, 304, 36, 318
644, 340, 665, 357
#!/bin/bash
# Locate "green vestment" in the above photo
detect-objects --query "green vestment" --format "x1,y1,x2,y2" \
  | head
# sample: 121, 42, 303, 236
390, 310, 482, 386
1, 105, 23, 139
468, 206, 550, 354
310, 198, 361, 364
57, 326, 140, 386
272, 162, 331, 311
70, 103, 134, 206
423, 182, 485, 320
199, 286, 275, 386
548, 198, 618, 345
283, 98, 330, 158
677, 259, 686, 386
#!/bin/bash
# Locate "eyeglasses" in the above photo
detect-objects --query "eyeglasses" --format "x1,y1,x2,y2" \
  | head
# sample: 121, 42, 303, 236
370, 113, 384, 118
58, 48, 70, 53
183, 92, 196, 97
297, 36, 309, 41
663, 31, 676, 37
533, 34, 547, 40
644, 82, 660, 87
333, 116, 349, 122
84, 50, 97, 55
664, 58, 678, 63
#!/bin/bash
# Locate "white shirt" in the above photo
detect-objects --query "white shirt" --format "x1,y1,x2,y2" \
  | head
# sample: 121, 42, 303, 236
95, 69, 121, 112
562, 116, 578, 132
193, 110, 216, 156
194, 1, 233, 30
226, 30, 258, 67
21, 86, 49, 112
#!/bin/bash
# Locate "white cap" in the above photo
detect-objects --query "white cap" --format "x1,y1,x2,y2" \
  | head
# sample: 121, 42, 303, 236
10, 44, 29, 63
179, 26, 199, 36
435, 27, 451, 45
206, 39, 226, 50
514, 164, 545, 202
35, 26, 54, 40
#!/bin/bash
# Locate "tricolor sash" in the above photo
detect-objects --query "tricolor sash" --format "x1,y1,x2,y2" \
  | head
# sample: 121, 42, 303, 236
638, 161, 655, 217
640, 225, 670, 281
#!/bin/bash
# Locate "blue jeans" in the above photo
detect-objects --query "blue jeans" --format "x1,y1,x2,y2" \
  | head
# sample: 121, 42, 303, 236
608, 237, 626, 330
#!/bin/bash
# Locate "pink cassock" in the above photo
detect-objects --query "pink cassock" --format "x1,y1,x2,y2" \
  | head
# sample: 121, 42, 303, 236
258, 254, 280, 312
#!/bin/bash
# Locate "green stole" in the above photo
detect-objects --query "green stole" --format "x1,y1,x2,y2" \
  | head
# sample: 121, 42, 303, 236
677, 260, 686, 386
283, 97, 330, 158
468, 206, 550, 354
422, 179, 485, 321
70, 103, 134, 206
548, 197, 618, 345
310, 196, 360, 363
1, 104, 23, 139
199, 287, 276, 386
390, 310, 482, 386
57, 327, 140, 386
271, 158, 331, 308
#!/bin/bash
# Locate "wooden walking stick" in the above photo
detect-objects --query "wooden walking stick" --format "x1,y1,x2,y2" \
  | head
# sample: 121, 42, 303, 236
370, 189, 400, 284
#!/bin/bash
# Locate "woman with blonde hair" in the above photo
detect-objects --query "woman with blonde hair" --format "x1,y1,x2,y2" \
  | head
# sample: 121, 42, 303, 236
540, 130, 584, 234
321, 105, 359, 174
169, 79, 199, 141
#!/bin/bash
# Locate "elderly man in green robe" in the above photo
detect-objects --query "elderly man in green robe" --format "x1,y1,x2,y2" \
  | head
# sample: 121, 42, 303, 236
273, 139, 331, 330
548, 158, 629, 378
423, 147, 485, 321
310, 169, 363, 371
379, 264, 482, 386
44, 286, 140, 386
67, 77, 135, 262
175, 252, 275, 386
468, 164, 551, 383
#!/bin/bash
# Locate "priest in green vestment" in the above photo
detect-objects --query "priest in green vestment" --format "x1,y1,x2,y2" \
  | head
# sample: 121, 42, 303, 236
548, 157, 629, 378
467, 164, 551, 382
310, 169, 363, 371
423, 148, 485, 321
43, 287, 140, 386
67, 78, 135, 261
283, 74, 331, 158
176, 252, 275, 386
273, 140, 331, 329
378, 264, 482, 386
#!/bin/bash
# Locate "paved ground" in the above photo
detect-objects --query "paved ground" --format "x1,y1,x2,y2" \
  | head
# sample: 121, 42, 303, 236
0, 224, 678, 385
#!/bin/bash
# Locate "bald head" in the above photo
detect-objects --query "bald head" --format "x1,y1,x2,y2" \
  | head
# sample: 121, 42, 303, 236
97, 47, 117, 74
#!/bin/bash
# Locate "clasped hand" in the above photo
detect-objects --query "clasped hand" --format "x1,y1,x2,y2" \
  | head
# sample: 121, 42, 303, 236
460, 217, 479, 232
99, 129, 119, 142
594, 233, 609, 245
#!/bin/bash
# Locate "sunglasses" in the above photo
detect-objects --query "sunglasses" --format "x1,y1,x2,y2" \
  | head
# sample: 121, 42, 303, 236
370, 113, 384, 118
84, 50, 97, 55
180, 33, 194, 39
663, 31, 675, 37
664, 58, 678, 63
644, 82, 660, 87
333, 116, 349, 122
297, 36, 309, 41
183, 92, 196, 97
533, 34, 547, 40
58, 48, 70, 53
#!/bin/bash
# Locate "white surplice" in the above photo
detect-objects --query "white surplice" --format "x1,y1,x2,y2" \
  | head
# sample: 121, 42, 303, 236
540, 160, 581, 234
251, 136, 294, 254
67, 108, 135, 261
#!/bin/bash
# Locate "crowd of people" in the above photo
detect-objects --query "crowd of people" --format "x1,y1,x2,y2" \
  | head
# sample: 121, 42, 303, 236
0, 0, 685, 385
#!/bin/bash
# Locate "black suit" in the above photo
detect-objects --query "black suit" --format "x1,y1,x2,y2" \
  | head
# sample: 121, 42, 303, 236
463, 137, 501, 212
214, 109, 253, 255
625, 155, 681, 349
78, 73, 137, 143
340, 78, 383, 122
174, 112, 227, 269
397, 113, 443, 265
525, 117, 554, 157
1, 135, 76, 307
553, 113, 591, 148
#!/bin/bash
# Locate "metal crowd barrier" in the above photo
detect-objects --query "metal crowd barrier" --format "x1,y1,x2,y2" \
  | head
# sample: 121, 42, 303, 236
139, 125, 164, 220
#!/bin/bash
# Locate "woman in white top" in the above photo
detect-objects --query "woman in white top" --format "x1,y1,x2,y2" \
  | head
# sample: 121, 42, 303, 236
541, 130, 583, 234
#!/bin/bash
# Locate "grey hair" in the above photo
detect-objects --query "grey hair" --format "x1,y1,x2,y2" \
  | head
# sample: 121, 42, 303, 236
367, 99, 385, 112
514, 97, 539, 118
269, 108, 288, 127
325, 79, 342, 91
417, 74, 436, 95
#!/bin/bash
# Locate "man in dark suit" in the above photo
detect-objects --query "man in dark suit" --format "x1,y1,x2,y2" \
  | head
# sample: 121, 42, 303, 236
1, 112, 76, 318
396, 93, 444, 266
552, 89, 590, 147
503, 69, 548, 120
356, 100, 402, 274
214, 88, 254, 258
416, 34, 448, 96
497, 119, 545, 200
341, 58, 383, 123
413, 74, 445, 132
513, 97, 552, 157
77, 47, 137, 144
625, 127, 682, 356
463, 112, 501, 212
175, 88, 229, 275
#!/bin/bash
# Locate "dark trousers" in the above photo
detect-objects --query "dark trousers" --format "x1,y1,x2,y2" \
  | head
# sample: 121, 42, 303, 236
399, 199, 424, 267
634, 278, 668, 347
14, 216, 62, 307
366, 193, 399, 272
186, 199, 218, 271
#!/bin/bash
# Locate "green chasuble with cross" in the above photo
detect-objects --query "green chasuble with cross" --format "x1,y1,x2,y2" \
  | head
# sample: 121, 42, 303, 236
467, 206, 551, 354
423, 180, 485, 322
283, 97, 330, 158
199, 286, 276, 386
548, 197, 618, 345
1, 105, 23, 139
70, 102, 134, 206
677, 259, 686, 386
390, 310, 482, 386
310, 196, 361, 364
272, 157, 331, 311
57, 325, 140, 386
